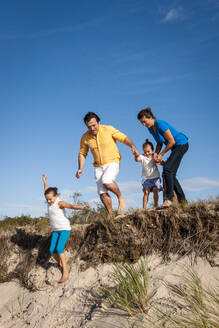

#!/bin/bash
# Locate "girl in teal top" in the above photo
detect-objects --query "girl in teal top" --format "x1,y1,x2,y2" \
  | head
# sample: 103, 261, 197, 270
137, 107, 189, 208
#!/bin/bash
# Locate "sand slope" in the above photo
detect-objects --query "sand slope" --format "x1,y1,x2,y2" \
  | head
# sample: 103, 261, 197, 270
0, 255, 218, 328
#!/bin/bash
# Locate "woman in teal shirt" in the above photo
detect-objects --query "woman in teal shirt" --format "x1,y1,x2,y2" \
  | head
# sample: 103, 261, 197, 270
137, 107, 189, 208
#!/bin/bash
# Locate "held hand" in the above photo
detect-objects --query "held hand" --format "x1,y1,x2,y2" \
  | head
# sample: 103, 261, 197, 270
83, 205, 91, 210
157, 154, 163, 162
153, 153, 158, 161
42, 174, 47, 181
154, 154, 163, 164
76, 169, 83, 179
131, 145, 139, 157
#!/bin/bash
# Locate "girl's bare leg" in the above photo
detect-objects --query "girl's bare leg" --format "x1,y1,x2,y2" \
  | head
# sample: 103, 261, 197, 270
143, 189, 150, 209
58, 253, 69, 283
52, 253, 62, 267
153, 188, 159, 208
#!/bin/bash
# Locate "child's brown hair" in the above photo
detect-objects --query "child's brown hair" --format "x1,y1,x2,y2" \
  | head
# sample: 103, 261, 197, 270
143, 138, 154, 151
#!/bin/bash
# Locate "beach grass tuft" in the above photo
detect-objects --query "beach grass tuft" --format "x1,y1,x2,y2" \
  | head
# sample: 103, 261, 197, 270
101, 259, 150, 316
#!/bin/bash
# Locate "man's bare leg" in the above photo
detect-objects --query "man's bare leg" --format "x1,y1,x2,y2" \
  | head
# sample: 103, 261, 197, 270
58, 253, 69, 283
104, 182, 125, 214
100, 192, 113, 216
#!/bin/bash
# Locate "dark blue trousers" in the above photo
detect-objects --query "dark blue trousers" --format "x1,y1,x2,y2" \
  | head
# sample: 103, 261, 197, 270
163, 143, 189, 202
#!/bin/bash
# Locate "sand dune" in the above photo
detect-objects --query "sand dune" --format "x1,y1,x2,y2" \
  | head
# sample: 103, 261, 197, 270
0, 201, 218, 327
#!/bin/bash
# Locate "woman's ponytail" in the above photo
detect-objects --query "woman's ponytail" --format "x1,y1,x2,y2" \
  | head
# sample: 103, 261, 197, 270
137, 107, 156, 120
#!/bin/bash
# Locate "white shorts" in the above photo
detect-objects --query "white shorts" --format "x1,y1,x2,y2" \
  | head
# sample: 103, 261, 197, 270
95, 162, 120, 195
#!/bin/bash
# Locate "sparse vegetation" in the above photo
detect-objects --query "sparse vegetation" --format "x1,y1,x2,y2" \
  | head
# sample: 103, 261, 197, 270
0, 199, 218, 291
138, 268, 219, 328
101, 260, 150, 316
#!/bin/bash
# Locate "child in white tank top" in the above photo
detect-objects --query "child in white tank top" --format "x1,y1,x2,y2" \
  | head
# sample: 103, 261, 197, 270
42, 174, 90, 283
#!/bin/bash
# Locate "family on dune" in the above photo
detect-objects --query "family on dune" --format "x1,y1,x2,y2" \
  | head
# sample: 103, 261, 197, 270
42, 107, 189, 282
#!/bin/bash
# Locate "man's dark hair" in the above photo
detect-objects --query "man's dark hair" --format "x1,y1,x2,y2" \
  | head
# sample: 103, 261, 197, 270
44, 187, 58, 196
83, 112, 100, 124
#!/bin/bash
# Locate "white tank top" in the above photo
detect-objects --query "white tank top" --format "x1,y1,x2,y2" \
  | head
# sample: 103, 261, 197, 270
48, 197, 71, 231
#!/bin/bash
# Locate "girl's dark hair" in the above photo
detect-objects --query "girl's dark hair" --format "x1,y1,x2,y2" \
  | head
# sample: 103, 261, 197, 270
143, 139, 154, 151
137, 107, 156, 120
44, 187, 58, 196
83, 112, 100, 124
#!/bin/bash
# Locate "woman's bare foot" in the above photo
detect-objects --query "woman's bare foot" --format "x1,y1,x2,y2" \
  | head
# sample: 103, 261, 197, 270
59, 272, 69, 283
161, 200, 173, 208
118, 196, 126, 214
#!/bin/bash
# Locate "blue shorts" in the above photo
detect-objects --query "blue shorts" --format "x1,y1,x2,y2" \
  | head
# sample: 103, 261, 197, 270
49, 230, 71, 255
142, 177, 163, 192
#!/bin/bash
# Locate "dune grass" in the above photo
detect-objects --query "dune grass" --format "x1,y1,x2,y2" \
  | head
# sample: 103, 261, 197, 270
101, 263, 219, 327
138, 268, 219, 328
101, 259, 150, 316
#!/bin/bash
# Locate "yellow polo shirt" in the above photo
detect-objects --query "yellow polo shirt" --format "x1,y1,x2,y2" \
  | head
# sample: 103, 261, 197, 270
79, 125, 127, 167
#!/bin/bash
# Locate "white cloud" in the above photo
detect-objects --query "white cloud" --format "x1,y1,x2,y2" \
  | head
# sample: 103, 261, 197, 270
0, 203, 45, 218
118, 181, 140, 193
60, 189, 75, 199
1, 204, 43, 211
83, 186, 97, 193
181, 177, 219, 192
162, 8, 185, 23
89, 198, 100, 204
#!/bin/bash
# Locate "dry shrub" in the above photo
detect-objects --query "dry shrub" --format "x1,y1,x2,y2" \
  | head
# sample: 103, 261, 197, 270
0, 200, 218, 288
77, 201, 219, 269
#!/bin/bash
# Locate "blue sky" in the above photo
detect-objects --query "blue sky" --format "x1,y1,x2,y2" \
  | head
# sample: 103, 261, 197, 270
0, 0, 219, 217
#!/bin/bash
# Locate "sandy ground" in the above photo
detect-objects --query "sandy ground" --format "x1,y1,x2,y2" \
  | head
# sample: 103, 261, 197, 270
0, 254, 218, 328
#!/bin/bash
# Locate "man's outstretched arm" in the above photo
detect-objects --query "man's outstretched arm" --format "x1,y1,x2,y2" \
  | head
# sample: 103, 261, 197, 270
76, 153, 86, 179
76, 135, 89, 179
111, 126, 138, 156
123, 137, 138, 156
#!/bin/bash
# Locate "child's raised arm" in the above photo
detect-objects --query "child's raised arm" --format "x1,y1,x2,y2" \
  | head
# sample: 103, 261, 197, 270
58, 201, 91, 210
42, 174, 49, 191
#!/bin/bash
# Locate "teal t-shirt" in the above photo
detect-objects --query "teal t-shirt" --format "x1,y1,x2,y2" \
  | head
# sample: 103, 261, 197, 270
148, 120, 188, 146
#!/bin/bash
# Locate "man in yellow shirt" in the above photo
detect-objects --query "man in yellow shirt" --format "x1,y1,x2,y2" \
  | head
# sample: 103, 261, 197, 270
76, 112, 138, 216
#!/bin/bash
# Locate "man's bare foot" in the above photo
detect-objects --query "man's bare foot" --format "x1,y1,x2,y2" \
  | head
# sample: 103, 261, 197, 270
59, 272, 69, 283
106, 211, 114, 219
118, 196, 126, 214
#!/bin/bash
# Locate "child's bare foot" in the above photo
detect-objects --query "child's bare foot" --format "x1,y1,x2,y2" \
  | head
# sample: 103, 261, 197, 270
118, 196, 126, 214
59, 272, 69, 283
